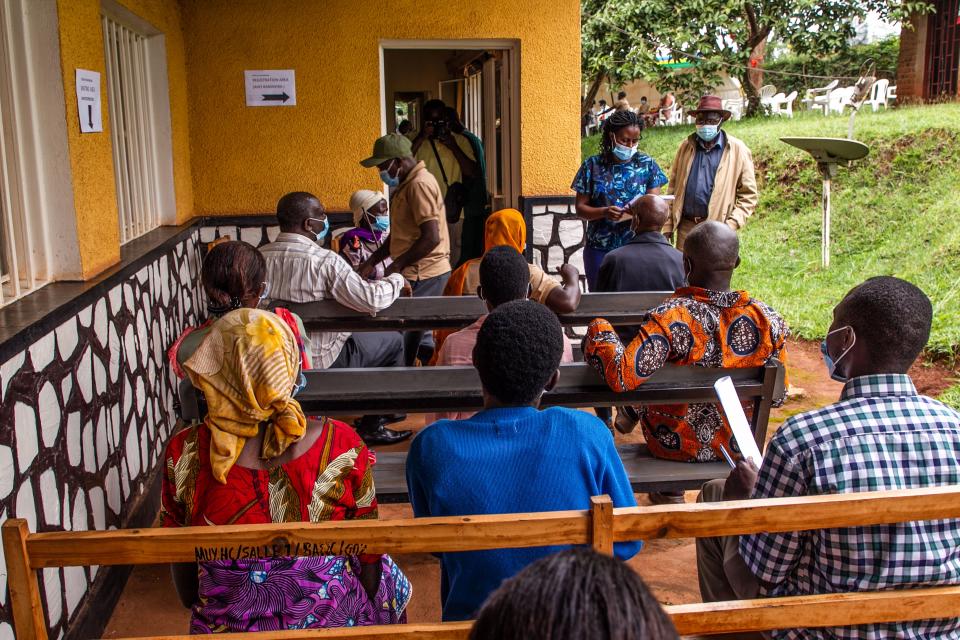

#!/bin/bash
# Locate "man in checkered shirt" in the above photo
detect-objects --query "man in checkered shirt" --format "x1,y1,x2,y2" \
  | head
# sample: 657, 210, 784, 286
697, 276, 960, 639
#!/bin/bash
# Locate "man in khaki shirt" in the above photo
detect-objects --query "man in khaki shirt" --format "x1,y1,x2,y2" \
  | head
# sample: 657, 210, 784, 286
360, 133, 452, 364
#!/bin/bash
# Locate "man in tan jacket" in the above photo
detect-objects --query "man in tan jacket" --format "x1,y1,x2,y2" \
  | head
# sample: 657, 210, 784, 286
663, 95, 758, 249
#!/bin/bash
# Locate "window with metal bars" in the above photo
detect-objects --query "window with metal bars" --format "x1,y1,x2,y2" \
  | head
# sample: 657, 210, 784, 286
102, 14, 161, 244
925, 0, 960, 98
0, 2, 45, 306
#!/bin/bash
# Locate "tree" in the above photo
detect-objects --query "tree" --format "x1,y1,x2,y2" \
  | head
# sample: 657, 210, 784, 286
581, 0, 932, 116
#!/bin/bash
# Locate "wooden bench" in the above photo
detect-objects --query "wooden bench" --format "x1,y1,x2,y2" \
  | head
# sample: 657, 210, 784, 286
281, 291, 672, 332
7, 487, 960, 639
297, 362, 784, 501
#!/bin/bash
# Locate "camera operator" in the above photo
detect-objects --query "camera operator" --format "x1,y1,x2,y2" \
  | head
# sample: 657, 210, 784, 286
411, 99, 478, 265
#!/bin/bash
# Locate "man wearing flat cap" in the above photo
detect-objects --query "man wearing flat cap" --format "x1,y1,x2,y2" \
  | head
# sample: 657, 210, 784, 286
664, 95, 758, 249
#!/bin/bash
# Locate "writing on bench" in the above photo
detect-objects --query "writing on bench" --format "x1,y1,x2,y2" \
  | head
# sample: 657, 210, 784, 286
194, 540, 369, 562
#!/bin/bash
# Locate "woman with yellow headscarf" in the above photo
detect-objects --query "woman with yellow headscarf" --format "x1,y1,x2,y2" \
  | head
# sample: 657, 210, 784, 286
431, 209, 582, 362
161, 308, 411, 631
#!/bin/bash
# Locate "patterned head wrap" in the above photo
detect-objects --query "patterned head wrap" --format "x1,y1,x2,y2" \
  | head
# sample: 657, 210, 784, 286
349, 189, 386, 226
183, 308, 307, 483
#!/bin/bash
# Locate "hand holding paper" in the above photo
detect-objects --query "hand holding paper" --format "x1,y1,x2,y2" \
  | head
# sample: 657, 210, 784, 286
714, 376, 763, 467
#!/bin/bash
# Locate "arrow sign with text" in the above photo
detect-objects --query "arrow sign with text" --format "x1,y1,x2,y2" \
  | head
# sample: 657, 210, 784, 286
245, 70, 296, 107
75, 69, 103, 133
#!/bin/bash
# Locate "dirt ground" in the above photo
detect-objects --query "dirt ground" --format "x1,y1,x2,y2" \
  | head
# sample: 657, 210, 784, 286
101, 339, 959, 636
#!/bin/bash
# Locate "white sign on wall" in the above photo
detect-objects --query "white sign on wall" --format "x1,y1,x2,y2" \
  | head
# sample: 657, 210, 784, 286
75, 69, 103, 133
244, 70, 297, 107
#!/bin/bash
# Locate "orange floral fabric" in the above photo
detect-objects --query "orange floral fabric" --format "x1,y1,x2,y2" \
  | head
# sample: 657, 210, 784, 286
584, 287, 789, 462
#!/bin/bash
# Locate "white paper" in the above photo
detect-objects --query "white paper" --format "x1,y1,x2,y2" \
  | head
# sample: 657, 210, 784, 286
714, 376, 763, 466
75, 69, 103, 133
244, 70, 296, 107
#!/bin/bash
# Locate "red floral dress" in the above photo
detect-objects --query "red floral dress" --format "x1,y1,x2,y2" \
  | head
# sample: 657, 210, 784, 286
160, 419, 410, 632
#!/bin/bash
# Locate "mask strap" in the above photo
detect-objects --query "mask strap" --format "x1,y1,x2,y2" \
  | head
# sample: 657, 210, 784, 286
827, 326, 856, 367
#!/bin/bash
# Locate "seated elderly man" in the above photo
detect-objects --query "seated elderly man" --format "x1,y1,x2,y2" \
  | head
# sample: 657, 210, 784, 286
260, 191, 412, 446
583, 221, 789, 502
698, 276, 960, 639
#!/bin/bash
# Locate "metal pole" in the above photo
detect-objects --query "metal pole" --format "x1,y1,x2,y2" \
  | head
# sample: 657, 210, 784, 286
822, 176, 831, 269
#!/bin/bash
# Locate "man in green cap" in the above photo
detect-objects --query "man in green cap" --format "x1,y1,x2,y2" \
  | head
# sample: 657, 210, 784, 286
360, 133, 452, 365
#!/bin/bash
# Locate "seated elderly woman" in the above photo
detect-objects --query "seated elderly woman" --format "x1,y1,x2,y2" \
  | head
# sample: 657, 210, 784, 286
169, 239, 310, 378
161, 308, 411, 632
338, 189, 392, 279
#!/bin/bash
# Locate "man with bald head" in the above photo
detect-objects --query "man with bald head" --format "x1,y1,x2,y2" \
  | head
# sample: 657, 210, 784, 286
597, 195, 685, 300
584, 221, 790, 484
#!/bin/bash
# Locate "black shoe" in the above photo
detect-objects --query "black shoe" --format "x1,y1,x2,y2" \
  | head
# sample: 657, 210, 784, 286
357, 423, 413, 446
354, 414, 407, 429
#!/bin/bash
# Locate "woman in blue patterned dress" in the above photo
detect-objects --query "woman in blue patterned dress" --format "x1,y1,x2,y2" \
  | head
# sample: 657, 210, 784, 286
572, 110, 668, 289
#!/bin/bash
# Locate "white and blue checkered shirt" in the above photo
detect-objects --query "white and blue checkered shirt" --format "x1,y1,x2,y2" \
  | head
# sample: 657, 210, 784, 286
740, 374, 960, 639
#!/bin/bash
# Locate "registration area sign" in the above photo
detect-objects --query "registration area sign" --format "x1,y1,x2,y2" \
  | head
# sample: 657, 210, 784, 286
244, 70, 297, 107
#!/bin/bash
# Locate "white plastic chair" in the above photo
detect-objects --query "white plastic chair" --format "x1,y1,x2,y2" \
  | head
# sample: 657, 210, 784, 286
659, 105, 683, 126
887, 84, 897, 104
759, 85, 777, 113
767, 92, 786, 115
772, 91, 797, 118
828, 87, 856, 115
802, 79, 839, 114
865, 78, 890, 112
722, 97, 745, 121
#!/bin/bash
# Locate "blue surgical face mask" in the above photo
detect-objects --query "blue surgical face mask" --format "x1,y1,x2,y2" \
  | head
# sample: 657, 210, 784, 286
696, 124, 720, 142
820, 326, 856, 383
291, 371, 307, 397
306, 217, 329, 242
612, 142, 637, 162
380, 160, 400, 187
373, 215, 390, 232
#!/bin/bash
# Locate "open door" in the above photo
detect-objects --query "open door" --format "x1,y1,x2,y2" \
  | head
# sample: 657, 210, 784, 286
381, 41, 520, 209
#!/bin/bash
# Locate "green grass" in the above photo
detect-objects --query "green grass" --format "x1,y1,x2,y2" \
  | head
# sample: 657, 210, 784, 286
583, 105, 960, 355
583, 104, 960, 407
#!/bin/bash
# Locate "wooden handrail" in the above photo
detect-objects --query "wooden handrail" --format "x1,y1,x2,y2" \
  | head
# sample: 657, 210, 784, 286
115, 587, 960, 638
6, 487, 960, 639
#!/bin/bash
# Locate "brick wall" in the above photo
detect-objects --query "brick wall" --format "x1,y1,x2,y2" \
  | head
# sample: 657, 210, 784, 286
897, 13, 928, 102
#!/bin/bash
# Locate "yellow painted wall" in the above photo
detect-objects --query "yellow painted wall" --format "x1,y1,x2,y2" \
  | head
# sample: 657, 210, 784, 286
56, 0, 119, 277
55, 0, 193, 278
180, 0, 581, 215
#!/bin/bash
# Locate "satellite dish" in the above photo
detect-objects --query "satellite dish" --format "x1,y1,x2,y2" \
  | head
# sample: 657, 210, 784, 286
781, 137, 870, 269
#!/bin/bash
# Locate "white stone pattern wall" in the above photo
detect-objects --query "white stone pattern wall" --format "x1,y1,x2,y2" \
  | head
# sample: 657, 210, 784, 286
529, 201, 588, 336
199, 224, 280, 251
0, 232, 204, 638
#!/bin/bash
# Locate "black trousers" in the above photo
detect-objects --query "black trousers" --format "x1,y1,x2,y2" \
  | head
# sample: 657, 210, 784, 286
403, 272, 450, 366
329, 331, 405, 369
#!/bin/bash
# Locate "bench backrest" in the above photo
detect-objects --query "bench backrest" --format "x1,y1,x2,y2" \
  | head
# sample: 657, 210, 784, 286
297, 362, 783, 446
6, 486, 960, 639
280, 291, 672, 332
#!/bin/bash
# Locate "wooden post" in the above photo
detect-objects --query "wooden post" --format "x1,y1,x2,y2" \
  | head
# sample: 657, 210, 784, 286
590, 495, 614, 556
2, 519, 48, 640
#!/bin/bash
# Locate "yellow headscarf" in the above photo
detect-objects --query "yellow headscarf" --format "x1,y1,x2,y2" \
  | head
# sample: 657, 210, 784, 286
183, 308, 307, 483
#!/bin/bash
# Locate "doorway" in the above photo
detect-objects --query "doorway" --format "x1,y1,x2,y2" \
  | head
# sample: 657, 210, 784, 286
380, 40, 521, 211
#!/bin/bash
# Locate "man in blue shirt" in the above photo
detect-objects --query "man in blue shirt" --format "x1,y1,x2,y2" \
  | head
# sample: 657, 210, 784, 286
407, 299, 641, 621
